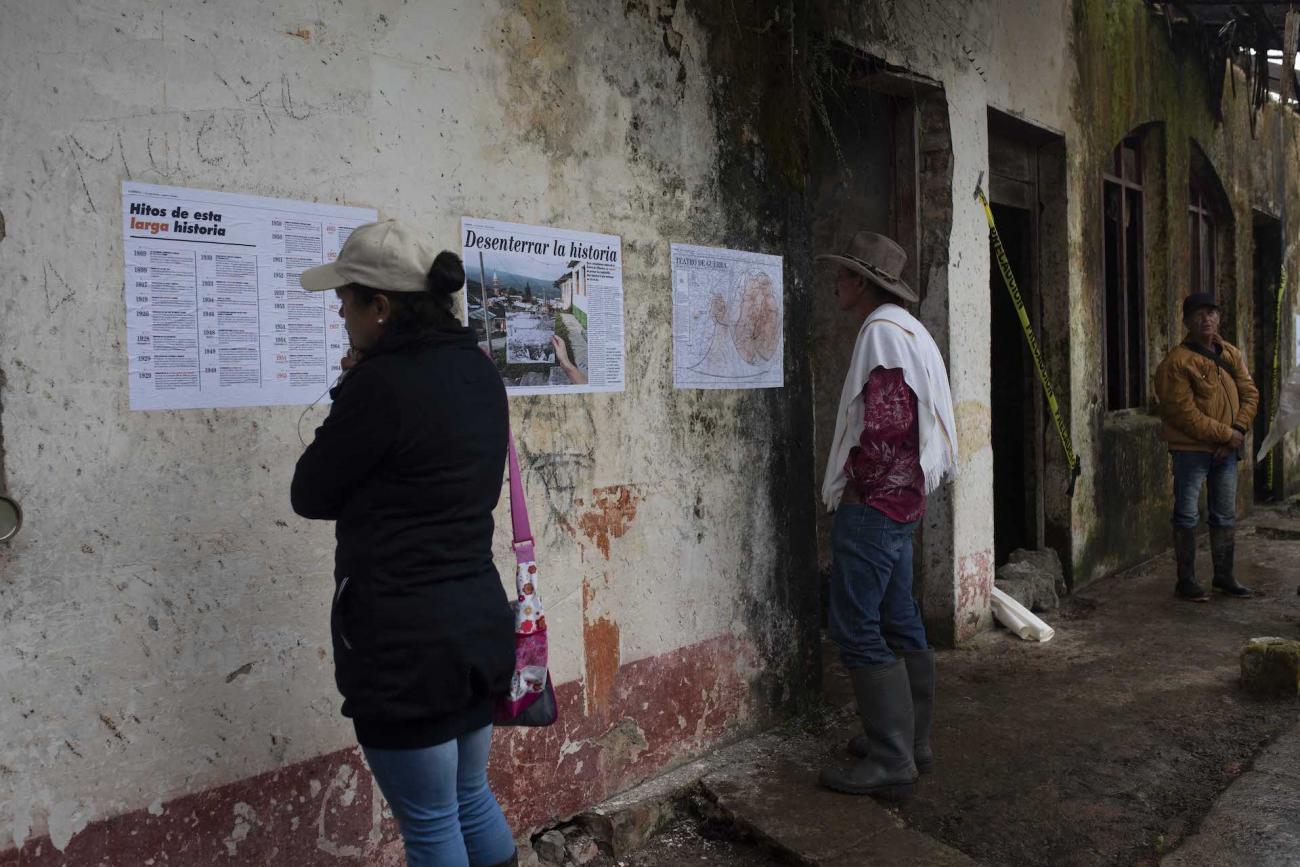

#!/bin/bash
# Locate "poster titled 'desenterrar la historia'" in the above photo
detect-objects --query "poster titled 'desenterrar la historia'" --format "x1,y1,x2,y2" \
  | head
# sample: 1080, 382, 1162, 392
461, 216, 625, 396
122, 182, 376, 411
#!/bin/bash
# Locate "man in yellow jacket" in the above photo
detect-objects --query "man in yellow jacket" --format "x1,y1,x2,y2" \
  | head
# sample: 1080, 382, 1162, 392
1154, 292, 1259, 601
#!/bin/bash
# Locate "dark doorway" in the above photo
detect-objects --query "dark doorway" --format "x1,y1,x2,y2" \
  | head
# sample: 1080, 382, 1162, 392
1253, 212, 1283, 501
989, 202, 1039, 565
986, 110, 1070, 570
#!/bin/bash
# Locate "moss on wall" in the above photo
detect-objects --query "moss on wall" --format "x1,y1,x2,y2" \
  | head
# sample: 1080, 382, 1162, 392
677, 0, 829, 710
1070, 0, 1300, 586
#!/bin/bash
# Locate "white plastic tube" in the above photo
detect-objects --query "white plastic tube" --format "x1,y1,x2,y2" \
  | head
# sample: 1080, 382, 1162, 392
991, 586, 1056, 642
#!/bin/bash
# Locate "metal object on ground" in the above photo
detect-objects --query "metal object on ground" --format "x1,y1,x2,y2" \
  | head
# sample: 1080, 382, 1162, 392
0, 494, 22, 542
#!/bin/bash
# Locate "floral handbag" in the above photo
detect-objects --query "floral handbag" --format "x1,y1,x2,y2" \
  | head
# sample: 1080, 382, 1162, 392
492, 424, 558, 728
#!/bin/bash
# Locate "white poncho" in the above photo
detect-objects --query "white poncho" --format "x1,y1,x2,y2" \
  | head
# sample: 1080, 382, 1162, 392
821, 304, 959, 512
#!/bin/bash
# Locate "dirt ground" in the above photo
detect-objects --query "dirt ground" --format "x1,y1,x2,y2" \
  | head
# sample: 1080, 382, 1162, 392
569, 518, 1300, 867
862, 522, 1300, 865
616, 813, 791, 866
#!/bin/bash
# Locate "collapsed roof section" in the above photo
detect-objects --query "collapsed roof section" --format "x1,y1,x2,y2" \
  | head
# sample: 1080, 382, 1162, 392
1147, 1, 1300, 131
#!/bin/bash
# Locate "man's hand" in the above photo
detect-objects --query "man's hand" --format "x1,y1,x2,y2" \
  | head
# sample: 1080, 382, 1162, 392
1228, 429, 1245, 450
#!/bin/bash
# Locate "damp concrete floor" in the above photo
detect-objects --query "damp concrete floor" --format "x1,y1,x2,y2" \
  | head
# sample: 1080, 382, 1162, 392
883, 515, 1300, 865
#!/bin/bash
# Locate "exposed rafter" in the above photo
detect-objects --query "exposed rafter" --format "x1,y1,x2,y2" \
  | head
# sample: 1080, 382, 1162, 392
1147, 1, 1300, 131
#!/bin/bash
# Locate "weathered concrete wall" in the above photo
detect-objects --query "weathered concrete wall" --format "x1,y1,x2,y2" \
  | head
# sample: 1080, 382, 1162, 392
0, 0, 822, 860
1252, 110, 1300, 500
809, 0, 1074, 640
810, 0, 1300, 602
1070, 0, 1300, 585
4, 0, 1297, 861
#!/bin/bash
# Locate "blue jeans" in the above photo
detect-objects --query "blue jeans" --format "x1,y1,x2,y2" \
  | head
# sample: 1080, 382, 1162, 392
362, 725, 515, 867
1171, 450, 1239, 530
827, 503, 929, 668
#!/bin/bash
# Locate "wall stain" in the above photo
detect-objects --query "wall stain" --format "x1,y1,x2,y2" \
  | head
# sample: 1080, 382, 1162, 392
574, 485, 641, 559
956, 548, 994, 641
0, 364, 8, 496
582, 578, 620, 719
594, 718, 647, 771
497, 0, 592, 159
97, 713, 125, 742
954, 399, 992, 461
225, 662, 255, 683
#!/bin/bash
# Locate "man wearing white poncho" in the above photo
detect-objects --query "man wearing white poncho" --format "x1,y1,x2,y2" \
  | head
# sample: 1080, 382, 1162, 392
815, 231, 958, 800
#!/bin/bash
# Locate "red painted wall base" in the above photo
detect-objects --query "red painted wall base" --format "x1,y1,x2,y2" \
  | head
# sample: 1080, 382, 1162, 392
2, 635, 758, 866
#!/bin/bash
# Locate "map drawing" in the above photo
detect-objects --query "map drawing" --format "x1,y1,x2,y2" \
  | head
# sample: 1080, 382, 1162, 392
672, 244, 784, 390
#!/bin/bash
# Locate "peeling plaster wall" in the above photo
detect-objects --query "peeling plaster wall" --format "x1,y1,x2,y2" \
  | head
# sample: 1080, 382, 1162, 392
830, 0, 1300, 598
6, 0, 1296, 859
818, 0, 1074, 640
1070, 0, 1300, 584
0, 0, 820, 857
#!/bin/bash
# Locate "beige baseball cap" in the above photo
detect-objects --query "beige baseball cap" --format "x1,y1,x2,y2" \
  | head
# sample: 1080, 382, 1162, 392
300, 218, 436, 293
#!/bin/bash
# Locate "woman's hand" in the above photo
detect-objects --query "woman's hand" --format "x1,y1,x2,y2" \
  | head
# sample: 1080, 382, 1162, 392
341, 348, 362, 370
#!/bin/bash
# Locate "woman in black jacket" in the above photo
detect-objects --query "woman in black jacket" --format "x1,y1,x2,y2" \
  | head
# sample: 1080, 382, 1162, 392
292, 219, 517, 867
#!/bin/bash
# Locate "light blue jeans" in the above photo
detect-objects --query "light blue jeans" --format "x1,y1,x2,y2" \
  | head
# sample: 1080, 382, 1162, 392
362, 725, 515, 867
1171, 450, 1239, 530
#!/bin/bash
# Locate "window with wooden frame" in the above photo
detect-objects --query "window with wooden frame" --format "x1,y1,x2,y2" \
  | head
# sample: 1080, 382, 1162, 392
1102, 137, 1146, 411
1188, 182, 1217, 298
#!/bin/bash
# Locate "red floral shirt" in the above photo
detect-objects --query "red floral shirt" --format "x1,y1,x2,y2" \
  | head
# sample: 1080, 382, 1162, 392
844, 366, 926, 523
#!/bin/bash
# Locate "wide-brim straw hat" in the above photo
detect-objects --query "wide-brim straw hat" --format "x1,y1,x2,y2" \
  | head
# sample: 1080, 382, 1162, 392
816, 230, 918, 304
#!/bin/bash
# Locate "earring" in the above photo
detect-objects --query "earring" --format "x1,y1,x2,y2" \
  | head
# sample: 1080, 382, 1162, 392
377, 318, 385, 325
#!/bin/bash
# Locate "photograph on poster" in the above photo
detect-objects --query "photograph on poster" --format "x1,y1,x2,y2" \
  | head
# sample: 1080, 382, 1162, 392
466, 255, 580, 384
506, 311, 558, 365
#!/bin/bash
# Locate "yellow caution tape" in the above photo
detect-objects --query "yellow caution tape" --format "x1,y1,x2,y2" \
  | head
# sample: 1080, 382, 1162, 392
976, 179, 1082, 497
1267, 262, 1288, 492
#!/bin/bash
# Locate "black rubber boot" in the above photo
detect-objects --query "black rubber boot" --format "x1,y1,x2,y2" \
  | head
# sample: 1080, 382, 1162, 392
1174, 527, 1209, 602
847, 650, 935, 774
820, 660, 917, 799
902, 649, 935, 773
1210, 525, 1253, 597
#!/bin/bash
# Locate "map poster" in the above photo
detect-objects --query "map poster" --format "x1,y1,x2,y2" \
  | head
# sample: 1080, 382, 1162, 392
122, 182, 376, 411
461, 217, 625, 396
671, 243, 784, 390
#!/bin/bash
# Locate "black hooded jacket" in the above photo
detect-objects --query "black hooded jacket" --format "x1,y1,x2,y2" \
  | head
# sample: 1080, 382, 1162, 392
291, 327, 514, 749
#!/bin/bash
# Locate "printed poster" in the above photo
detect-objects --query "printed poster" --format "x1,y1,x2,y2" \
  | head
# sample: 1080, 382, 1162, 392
671, 243, 784, 390
1294, 313, 1300, 366
122, 182, 376, 410
462, 217, 625, 395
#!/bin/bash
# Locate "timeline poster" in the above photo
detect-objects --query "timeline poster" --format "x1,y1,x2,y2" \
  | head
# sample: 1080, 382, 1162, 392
121, 182, 376, 410
1294, 313, 1300, 366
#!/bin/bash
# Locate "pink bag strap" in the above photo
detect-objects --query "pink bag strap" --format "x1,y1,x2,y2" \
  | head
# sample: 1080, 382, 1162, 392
506, 427, 535, 564
479, 346, 535, 564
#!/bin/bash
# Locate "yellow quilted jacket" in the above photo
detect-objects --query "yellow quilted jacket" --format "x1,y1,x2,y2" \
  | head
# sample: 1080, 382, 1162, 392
1154, 336, 1259, 452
